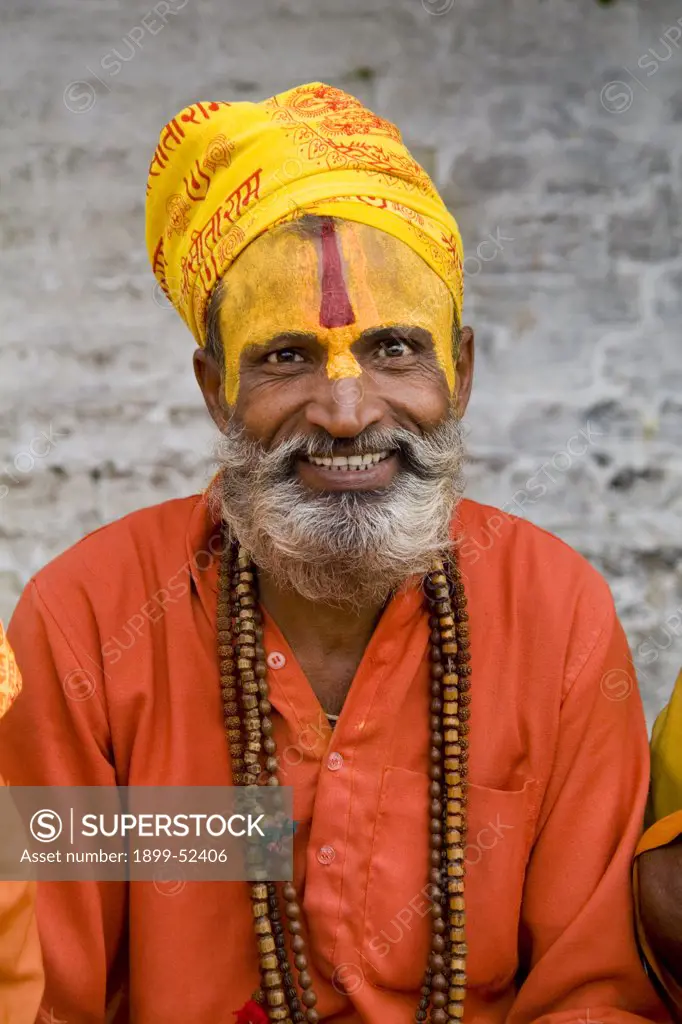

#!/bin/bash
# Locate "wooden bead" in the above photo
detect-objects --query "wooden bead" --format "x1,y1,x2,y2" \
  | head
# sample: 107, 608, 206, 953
298, 970, 313, 989
266, 989, 285, 1007
263, 970, 283, 988
252, 901, 269, 917
432, 992, 447, 1009
254, 917, 273, 935
431, 1009, 448, 1023
301, 990, 317, 1008
261, 954, 278, 970
285, 903, 301, 920
294, 953, 308, 970
282, 882, 297, 901
291, 935, 306, 953
305, 1011, 319, 1024
258, 936, 276, 953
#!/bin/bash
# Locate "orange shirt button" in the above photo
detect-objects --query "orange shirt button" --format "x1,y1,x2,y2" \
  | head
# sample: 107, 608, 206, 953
317, 845, 336, 865
327, 752, 343, 771
267, 651, 286, 670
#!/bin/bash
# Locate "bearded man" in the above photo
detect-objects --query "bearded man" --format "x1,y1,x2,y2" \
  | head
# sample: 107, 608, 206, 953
0, 83, 669, 1024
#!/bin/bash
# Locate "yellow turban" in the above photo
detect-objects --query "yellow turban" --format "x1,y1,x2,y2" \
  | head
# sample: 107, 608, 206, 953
0, 623, 21, 719
145, 82, 464, 347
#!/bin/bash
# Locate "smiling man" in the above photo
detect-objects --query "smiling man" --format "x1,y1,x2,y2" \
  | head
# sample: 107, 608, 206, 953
0, 83, 669, 1023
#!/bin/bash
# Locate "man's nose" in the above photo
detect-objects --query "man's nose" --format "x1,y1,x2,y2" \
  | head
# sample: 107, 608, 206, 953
304, 372, 384, 437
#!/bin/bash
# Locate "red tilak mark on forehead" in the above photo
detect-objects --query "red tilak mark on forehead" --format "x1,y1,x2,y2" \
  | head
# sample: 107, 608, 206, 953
319, 219, 356, 328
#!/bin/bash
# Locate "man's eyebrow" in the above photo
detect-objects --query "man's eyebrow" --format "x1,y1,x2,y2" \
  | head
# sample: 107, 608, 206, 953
357, 324, 434, 345
243, 330, 319, 353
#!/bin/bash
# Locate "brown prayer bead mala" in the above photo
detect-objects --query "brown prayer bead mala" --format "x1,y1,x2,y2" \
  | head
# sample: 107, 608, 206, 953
218, 529, 471, 1022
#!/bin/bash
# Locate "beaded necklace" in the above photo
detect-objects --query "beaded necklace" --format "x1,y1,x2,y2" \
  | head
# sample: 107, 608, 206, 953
218, 528, 471, 1023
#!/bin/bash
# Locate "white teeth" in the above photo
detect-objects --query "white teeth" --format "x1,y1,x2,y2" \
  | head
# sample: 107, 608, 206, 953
307, 450, 391, 470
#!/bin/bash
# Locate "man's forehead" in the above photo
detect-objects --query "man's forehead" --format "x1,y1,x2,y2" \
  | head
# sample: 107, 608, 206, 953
220, 218, 452, 325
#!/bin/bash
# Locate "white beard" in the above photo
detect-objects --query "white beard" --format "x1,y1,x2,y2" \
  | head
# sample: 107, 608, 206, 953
209, 417, 467, 610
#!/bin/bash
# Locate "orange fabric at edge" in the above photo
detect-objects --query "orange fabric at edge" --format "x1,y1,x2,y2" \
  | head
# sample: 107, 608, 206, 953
0, 626, 45, 1021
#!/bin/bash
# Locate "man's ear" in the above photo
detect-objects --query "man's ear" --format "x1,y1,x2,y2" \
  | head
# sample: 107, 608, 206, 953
454, 326, 474, 419
193, 348, 231, 434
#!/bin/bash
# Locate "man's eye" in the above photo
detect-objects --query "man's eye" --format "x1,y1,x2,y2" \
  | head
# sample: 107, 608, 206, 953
377, 337, 413, 358
265, 349, 305, 364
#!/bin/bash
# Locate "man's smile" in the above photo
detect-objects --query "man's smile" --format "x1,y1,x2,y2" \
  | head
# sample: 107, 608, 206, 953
296, 450, 399, 490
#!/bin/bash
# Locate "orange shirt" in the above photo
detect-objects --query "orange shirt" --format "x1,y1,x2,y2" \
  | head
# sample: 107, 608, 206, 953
0, 495, 667, 1024
0, 625, 44, 1022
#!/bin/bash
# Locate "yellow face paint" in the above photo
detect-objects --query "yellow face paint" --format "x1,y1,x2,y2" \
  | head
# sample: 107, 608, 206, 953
218, 218, 455, 405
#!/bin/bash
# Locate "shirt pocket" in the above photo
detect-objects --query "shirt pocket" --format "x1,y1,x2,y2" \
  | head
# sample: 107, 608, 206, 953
361, 766, 537, 995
